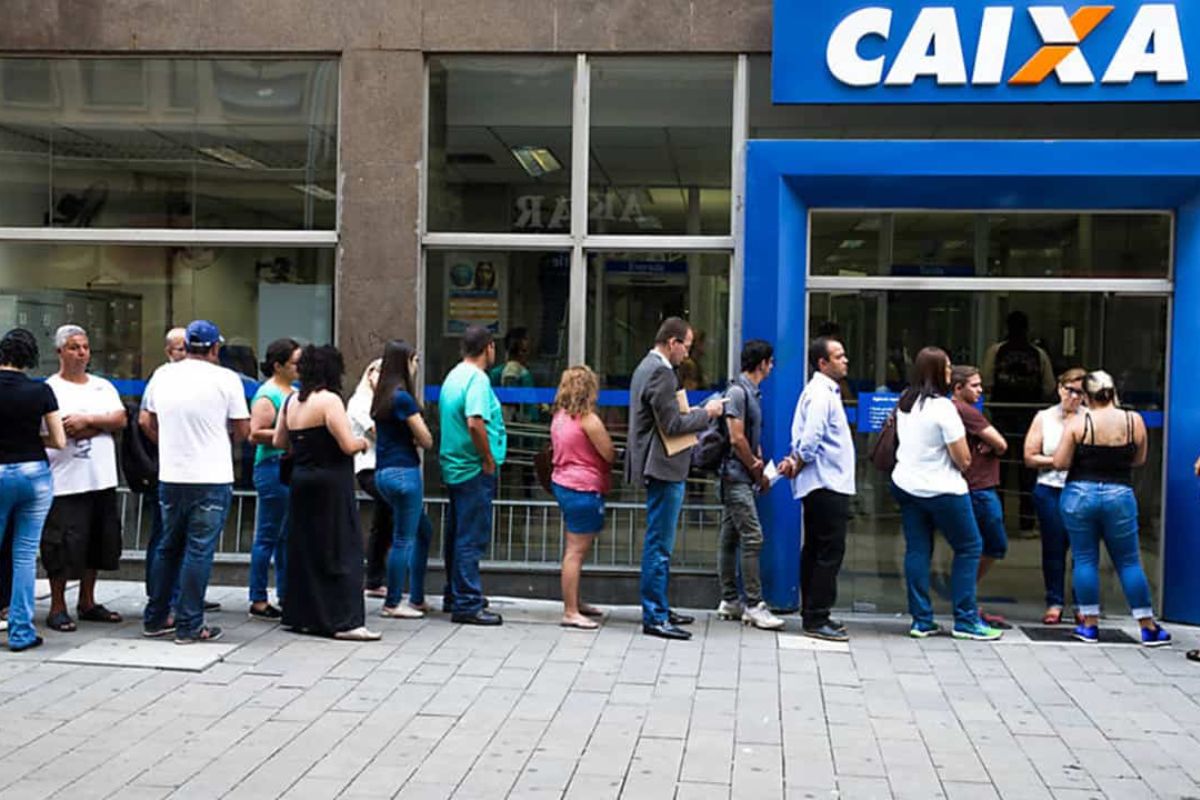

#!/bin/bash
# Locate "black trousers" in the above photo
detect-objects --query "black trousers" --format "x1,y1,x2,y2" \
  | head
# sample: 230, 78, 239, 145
356, 469, 393, 590
800, 488, 850, 627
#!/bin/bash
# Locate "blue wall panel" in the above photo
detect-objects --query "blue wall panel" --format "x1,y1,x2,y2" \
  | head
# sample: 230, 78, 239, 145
746, 138, 1200, 623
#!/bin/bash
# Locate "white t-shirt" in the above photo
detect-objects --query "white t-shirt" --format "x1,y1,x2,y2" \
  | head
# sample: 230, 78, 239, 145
1036, 404, 1072, 489
891, 395, 968, 498
142, 359, 250, 484
45, 374, 124, 496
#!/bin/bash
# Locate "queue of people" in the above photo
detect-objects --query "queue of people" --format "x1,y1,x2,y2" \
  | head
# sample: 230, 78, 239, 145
0, 314, 1183, 655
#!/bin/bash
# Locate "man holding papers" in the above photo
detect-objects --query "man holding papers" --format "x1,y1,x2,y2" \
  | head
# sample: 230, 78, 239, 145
626, 317, 724, 641
779, 335, 856, 642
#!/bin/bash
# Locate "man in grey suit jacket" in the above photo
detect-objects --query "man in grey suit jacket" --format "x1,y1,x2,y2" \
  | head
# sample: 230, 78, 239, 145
627, 317, 724, 640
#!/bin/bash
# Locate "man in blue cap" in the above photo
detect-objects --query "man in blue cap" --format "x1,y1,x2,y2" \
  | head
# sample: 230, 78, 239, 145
140, 320, 250, 643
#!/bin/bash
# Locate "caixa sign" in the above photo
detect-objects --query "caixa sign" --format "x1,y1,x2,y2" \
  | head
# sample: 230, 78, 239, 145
773, 1, 1198, 103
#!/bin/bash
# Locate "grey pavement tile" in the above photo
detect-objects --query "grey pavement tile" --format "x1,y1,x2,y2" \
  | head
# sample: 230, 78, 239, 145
836, 775, 893, 799
732, 742, 784, 799
393, 782, 457, 800
562, 772, 623, 799
941, 781, 1001, 799
680, 730, 734, 785
675, 782, 732, 799
279, 776, 350, 799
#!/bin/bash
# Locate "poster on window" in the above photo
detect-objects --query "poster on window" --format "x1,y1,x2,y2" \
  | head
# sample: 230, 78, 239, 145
444, 253, 506, 336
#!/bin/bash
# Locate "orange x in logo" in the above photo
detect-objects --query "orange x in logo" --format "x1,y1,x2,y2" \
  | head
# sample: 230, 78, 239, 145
1009, 6, 1114, 85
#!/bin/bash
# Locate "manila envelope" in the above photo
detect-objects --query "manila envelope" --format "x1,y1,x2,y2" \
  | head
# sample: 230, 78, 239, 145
658, 390, 698, 457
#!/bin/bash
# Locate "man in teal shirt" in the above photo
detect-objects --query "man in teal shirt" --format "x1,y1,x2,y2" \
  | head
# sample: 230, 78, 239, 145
439, 325, 506, 625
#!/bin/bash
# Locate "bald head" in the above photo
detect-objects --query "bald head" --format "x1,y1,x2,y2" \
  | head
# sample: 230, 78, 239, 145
165, 327, 186, 363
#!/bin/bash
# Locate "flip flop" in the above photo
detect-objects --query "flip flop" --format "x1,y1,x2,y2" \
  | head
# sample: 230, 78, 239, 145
333, 627, 382, 641
77, 604, 123, 623
579, 605, 605, 618
1042, 607, 1064, 625
46, 610, 76, 632
560, 619, 600, 630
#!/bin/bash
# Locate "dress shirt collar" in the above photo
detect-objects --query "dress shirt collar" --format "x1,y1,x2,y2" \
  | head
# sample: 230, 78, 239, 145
811, 371, 840, 394
649, 348, 672, 370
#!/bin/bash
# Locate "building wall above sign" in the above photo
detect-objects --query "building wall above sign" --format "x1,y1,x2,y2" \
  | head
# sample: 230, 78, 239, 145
773, 0, 1198, 103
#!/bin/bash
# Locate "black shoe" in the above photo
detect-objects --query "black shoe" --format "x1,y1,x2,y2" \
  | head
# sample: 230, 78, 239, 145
451, 610, 502, 626
204, 600, 222, 612
9, 636, 43, 652
828, 618, 847, 632
803, 623, 849, 642
668, 611, 695, 626
643, 622, 692, 640
248, 604, 282, 620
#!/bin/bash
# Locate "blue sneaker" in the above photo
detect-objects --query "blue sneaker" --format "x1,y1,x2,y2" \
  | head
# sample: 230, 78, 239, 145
1073, 624, 1099, 643
909, 621, 943, 639
1141, 625, 1171, 648
952, 622, 1002, 641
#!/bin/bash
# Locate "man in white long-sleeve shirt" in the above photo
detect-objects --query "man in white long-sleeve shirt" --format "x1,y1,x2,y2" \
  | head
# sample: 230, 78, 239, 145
779, 336, 855, 641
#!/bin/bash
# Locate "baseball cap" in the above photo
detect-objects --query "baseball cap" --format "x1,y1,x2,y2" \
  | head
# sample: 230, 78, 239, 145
185, 320, 225, 348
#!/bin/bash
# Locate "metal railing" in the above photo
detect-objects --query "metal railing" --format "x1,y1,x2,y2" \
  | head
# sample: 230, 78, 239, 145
117, 488, 723, 571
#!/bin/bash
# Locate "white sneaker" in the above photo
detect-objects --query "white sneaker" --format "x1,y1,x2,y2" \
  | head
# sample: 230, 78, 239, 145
716, 599, 744, 621
743, 602, 785, 631
380, 603, 425, 619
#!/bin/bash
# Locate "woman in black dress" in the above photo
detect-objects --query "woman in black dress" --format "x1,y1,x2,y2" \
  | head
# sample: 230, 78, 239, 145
272, 345, 379, 641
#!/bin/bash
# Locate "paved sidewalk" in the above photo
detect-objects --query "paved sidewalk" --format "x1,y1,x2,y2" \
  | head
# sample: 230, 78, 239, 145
2, 581, 1200, 799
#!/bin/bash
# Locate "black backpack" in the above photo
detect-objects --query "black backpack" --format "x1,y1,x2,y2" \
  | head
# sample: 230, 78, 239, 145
120, 400, 158, 494
690, 384, 744, 473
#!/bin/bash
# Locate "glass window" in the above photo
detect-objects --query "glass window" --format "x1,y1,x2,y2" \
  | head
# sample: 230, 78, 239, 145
750, 54, 1200, 140
423, 250, 571, 500
0, 58, 338, 230
589, 58, 733, 235
810, 212, 1172, 279
427, 57, 574, 234
808, 289, 1167, 616
0, 244, 334, 381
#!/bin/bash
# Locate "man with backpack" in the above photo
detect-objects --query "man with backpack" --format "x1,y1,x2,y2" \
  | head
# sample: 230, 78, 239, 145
708, 339, 783, 630
779, 336, 855, 641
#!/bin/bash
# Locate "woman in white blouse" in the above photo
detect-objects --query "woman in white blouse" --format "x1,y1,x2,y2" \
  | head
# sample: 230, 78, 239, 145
1023, 367, 1086, 625
890, 347, 1002, 642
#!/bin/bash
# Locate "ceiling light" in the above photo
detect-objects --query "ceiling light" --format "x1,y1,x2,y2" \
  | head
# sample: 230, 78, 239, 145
511, 146, 562, 178
291, 184, 336, 202
198, 145, 268, 170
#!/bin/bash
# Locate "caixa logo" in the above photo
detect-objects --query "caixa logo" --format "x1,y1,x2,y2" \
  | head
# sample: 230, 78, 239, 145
827, 3, 1185, 87
771, 1, 1200, 103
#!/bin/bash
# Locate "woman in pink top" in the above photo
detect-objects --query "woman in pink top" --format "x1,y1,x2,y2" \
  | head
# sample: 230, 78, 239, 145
551, 366, 615, 630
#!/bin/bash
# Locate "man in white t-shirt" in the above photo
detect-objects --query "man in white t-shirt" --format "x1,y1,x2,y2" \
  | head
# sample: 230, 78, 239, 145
41, 325, 128, 633
141, 320, 250, 644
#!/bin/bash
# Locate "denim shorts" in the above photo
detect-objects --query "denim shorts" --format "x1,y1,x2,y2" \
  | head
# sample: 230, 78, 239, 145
552, 482, 605, 534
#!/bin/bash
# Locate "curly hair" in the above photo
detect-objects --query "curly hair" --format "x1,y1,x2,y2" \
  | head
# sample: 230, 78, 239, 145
297, 344, 344, 401
0, 328, 39, 369
553, 365, 599, 419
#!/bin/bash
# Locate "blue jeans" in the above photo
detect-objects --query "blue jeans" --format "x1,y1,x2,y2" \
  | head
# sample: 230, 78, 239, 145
144, 483, 233, 637
0, 462, 54, 649
1060, 482, 1153, 618
411, 512, 433, 606
970, 489, 1008, 560
444, 472, 495, 615
376, 466, 425, 608
1032, 483, 1072, 608
891, 484, 983, 629
641, 479, 686, 626
250, 457, 290, 604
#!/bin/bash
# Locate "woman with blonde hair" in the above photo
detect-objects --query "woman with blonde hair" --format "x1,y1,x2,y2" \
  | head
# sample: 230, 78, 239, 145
1053, 370, 1169, 646
551, 365, 615, 630
1023, 366, 1087, 625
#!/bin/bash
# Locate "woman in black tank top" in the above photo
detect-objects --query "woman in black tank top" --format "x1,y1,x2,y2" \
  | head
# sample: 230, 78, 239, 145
1052, 371, 1169, 648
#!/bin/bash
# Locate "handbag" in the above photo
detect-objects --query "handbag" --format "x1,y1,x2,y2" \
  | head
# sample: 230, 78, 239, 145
869, 409, 899, 473
534, 442, 554, 495
278, 394, 295, 486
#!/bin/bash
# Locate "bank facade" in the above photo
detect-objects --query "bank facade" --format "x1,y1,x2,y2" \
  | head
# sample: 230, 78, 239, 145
3, 1, 1198, 623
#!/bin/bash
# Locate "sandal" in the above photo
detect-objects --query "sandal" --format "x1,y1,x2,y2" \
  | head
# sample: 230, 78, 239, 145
579, 605, 605, 618
364, 586, 387, 599
46, 610, 77, 632
1187, 650, 1200, 663
333, 626, 382, 641
1042, 607, 1064, 625
77, 604, 123, 623
560, 618, 600, 630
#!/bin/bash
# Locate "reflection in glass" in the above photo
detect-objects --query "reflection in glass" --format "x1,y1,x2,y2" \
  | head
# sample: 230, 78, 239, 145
427, 57, 574, 233
0, 244, 334, 381
807, 289, 1167, 617
589, 58, 733, 235
810, 212, 1171, 279
0, 58, 338, 229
